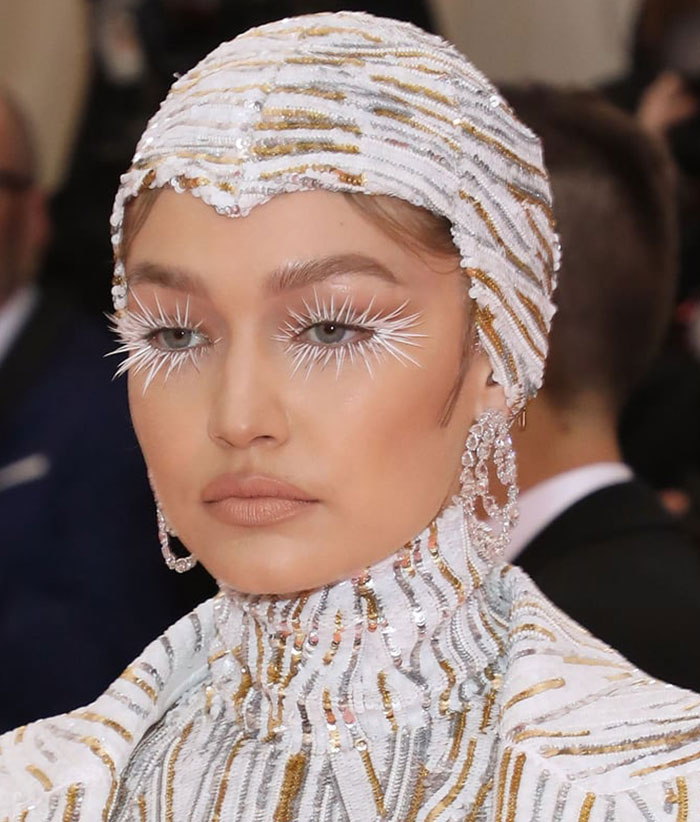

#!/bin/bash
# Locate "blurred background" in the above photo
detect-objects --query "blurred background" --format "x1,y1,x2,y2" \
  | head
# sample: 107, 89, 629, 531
1, 0, 700, 728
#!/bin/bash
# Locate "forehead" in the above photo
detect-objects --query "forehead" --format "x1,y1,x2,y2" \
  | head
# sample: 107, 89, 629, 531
127, 188, 460, 289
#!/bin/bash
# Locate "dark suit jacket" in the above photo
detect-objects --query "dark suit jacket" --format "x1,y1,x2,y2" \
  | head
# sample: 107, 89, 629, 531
0, 292, 215, 732
517, 480, 700, 691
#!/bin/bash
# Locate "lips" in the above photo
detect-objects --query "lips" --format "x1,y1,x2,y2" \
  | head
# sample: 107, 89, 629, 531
202, 473, 318, 527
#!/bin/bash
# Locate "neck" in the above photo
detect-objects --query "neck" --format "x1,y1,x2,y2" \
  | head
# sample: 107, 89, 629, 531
209, 504, 507, 752
514, 393, 622, 492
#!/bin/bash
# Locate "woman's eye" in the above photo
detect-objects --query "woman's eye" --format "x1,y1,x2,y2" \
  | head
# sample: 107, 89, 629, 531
305, 322, 365, 345
150, 327, 205, 350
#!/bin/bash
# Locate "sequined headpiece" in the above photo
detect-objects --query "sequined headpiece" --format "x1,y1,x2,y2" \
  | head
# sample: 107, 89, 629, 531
110, 11, 559, 409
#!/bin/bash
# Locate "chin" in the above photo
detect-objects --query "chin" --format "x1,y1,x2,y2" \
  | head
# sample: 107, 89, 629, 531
199, 539, 342, 596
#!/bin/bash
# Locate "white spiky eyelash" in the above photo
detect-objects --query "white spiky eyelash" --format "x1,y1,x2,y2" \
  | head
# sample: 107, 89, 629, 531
274, 291, 426, 378
108, 291, 215, 392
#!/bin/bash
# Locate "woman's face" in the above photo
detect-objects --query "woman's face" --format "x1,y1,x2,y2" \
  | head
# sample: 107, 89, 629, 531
124, 189, 498, 593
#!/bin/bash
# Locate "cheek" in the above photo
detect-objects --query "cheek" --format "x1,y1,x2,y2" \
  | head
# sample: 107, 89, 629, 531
313, 338, 467, 509
127, 374, 206, 492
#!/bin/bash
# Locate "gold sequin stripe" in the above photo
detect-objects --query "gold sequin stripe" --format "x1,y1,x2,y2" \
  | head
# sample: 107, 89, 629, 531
322, 688, 341, 750
370, 73, 454, 107
25, 764, 53, 791
507, 182, 557, 229
380, 91, 457, 130
165, 721, 194, 822
170, 81, 272, 97
505, 752, 526, 822
137, 795, 147, 822
70, 711, 133, 743
467, 557, 482, 590
474, 306, 520, 388
63, 783, 84, 822
246, 24, 383, 43
253, 141, 360, 159
425, 737, 477, 822
466, 777, 494, 822
404, 764, 429, 822
286, 55, 365, 67
461, 196, 543, 290
459, 122, 547, 179
232, 647, 253, 720
377, 671, 399, 733
427, 521, 465, 601
544, 722, 700, 758
515, 288, 549, 338
356, 575, 380, 631
260, 163, 364, 187
562, 655, 630, 670
513, 728, 592, 744
478, 607, 505, 655
211, 738, 246, 822
358, 746, 387, 817
675, 776, 689, 822
439, 659, 457, 717
525, 210, 554, 274
513, 597, 608, 653
480, 687, 498, 732
448, 708, 468, 761
323, 609, 344, 666
274, 85, 346, 101
502, 678, 566, 714
290, 46, 462, 73
132, 149, 244, 170
119, 667, 158, 705
631, 746, 700, 777
494, 747, 512, 822
254, 109, 361, 136
170, 55, 364, 91
577, 792, 596, 822
372, 107, 460, 153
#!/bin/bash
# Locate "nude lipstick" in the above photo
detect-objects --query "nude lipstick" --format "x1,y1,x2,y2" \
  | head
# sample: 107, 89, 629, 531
202, 474, 318, 527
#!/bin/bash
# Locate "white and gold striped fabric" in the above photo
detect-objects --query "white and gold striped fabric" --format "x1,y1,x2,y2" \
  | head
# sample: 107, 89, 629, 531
2, 504, 699, 821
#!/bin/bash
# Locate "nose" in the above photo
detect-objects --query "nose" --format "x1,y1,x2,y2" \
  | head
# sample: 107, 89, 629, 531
207, 335, 289, 450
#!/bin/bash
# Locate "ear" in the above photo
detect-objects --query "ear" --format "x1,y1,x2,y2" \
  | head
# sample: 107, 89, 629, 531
463, 349, 509, 421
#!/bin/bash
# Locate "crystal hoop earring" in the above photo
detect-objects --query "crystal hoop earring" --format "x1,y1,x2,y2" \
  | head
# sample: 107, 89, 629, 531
157, 505, 197, 574
459, 408, 519, 561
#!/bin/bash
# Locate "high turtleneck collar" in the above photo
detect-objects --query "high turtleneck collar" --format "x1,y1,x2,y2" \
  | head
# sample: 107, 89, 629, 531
209, 504, 509, 752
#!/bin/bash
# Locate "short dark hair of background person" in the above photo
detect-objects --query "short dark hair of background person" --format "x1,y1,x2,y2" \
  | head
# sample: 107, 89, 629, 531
502, 86, 678, 418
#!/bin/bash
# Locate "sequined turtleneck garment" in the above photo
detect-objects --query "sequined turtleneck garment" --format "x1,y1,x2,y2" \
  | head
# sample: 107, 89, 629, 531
3, 504, 700, 821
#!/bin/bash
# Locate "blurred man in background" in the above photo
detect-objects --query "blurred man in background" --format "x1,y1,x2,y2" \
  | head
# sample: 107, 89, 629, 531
0, 89, 214, 732
506, 88, 700, 691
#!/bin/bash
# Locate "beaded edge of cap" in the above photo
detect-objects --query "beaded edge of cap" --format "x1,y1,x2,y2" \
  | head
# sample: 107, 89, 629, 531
109, 11, 560, 411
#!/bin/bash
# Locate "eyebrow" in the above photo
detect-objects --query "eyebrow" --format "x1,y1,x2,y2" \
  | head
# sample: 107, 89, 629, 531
126, 254, 400, 296
127, 261, 209, 296
266, 253, 399, 293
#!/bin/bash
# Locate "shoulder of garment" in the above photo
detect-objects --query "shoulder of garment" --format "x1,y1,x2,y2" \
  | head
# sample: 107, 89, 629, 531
491, 564, 700, 820
2, 571, 700, 821
0, 595, 217, 821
